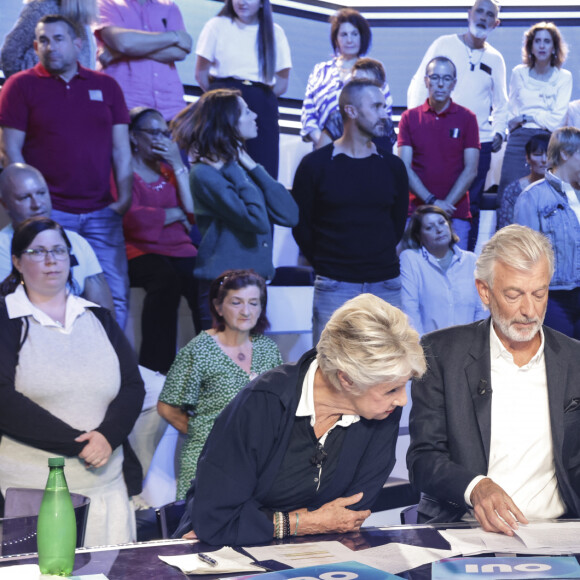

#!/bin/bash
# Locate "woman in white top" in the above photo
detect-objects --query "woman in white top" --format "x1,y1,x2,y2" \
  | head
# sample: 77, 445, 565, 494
0, 217, 144, 547
400, 206, 486, 336
497, 22, 571, 204
195, 0, 291, 179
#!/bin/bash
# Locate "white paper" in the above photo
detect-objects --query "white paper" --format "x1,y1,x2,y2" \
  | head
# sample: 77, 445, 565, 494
244, 541, 356, 568
353, 542, 462, 574
0, 566, 108, 580
159, 546, 264, 575
514, 521, 580, 552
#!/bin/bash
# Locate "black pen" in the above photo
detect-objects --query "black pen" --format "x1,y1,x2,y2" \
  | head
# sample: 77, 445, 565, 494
198, 553, 218, 567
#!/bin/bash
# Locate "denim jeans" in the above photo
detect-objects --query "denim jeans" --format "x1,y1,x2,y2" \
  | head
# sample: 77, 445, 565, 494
312, 275, 402, 346
452, 218, 470, 251
52, 207, 129, 329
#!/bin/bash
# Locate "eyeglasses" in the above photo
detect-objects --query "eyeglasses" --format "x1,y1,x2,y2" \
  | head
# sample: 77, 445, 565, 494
427, 74, 455, 84
22, 246, 69, 261
134, 128, 172, 138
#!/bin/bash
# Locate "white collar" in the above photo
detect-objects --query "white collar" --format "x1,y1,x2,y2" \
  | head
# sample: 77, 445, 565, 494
6, 284, 97, 332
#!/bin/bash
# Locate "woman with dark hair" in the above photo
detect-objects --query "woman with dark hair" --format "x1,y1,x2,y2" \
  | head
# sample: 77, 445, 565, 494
0, 217, 144, 546
194, 0, 292, 178
157, 269, 282, 500
400, 206, 485, 335
124, 106, 199, 374
171, 89, 298, 330
496, 133, 550, 230
497, 22, 571, 202
301, 9, 393, 150
0, 0, 97, 78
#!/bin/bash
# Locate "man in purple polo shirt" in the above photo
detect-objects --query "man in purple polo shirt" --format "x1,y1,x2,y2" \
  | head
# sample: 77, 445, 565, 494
0, 14, 133, 329
398, 56, 480, 250
95, 0, 192, 121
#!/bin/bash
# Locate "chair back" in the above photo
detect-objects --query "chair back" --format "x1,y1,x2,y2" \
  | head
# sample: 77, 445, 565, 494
1, 488, 90, 556
156, 500, 186, 539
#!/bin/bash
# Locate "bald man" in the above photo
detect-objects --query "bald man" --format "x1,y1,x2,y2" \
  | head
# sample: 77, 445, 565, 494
0, 163, 114, 313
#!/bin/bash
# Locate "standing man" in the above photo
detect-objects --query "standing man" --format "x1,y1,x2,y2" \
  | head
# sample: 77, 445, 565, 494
407, 0, 507, 250
398, 57, 480, 248
407, 225, 580, 534
95, 0, 192, 121
0, 163, 114, 313
292, 78, 408, 344
0, 15, 132, 328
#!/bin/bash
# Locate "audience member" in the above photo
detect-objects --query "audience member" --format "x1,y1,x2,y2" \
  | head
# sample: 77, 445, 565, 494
497, 22, 571, 205
407, 0, 507, 251
195, 0, 291, 178
566, 100, 580, 128
0, 163, 114, 313
95, 0, 191, 122
171, 89, 298, 330
408, 225, 580, 533
301, 9, 393, 151
496, 133, 550, 230
293, 78, 408, 344
0, 217, 144, 546
398, 56, 480, 249
157, 270, 282, 500
514, 127, 580, 339
1, 0, 97, 78
175, 293, 426, 545
0, 14, 132, 328
125, 107, 199, 374
400, 205, 485, 335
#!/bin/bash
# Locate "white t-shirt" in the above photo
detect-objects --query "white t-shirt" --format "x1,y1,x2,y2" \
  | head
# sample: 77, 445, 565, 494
196, 16, 292, 85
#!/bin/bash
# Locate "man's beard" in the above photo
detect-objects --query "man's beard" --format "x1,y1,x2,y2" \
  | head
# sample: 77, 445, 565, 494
489, 301, 544, 343
469, 21, 490, 40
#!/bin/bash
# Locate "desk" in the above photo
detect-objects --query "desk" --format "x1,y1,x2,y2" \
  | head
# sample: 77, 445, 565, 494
0, 525, 576, 580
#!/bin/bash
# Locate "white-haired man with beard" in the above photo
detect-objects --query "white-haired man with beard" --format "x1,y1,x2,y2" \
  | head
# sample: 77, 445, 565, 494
407, 225, 580, 535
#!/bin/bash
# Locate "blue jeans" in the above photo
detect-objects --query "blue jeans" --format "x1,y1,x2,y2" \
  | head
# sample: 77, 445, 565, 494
545, 288, 580, 340
452, 218, 470, 251
312, 275, 402, 346
52, 207, 129, 329
467, 141, 492, 251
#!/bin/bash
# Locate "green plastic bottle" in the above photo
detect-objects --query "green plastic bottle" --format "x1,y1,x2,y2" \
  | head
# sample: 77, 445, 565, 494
37, 457, 77, 576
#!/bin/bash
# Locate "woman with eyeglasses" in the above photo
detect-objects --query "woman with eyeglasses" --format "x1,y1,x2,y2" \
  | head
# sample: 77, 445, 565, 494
0, 216, 144, 546
124, 106, 200, 374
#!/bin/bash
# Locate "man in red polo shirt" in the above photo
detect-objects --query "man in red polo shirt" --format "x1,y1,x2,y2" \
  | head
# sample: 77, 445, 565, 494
0, 14, 132, 329
398, 56, 480, 249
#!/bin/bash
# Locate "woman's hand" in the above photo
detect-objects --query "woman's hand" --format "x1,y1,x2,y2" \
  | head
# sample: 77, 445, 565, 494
182, 530, 198, 540
292, 492, 371, 535
157, 401, 189, 434
76, 431, 113, 469
508, 115, 530, 132
152, 137, 183, 169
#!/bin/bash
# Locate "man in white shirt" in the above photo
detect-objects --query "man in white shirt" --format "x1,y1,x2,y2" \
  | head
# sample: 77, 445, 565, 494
408, 225, 580, 535
0, 163, 114, 313
407, 0, 508, 250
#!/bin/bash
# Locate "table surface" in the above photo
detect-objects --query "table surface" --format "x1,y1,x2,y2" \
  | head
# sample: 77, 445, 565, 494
0, 523, 577, 580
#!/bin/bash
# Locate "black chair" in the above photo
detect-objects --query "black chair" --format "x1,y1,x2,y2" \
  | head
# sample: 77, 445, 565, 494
2, 487, 90, 556
400, 504, 418, 525
156, 499, 186, 539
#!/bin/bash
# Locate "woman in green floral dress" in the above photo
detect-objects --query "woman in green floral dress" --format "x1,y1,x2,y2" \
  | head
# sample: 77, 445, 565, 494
157, 269, 282, 499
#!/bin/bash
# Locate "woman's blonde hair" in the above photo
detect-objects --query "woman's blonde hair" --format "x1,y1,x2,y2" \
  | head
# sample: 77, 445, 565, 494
317, 293, 426, 392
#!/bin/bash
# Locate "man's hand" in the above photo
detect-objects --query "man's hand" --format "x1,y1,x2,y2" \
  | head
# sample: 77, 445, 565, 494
433, 198, 456, 215
174, 29, 192, 53
76, 431, 113, 469
491, 132, 504, 153
470, 478, 528, 535
108, 199, 131, 216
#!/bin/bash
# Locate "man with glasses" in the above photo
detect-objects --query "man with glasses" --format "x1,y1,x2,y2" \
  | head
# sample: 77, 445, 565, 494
398, 57, 480, 248
407, 0, 507, 250
0, 15, 132, 328
0, 163, 114, 313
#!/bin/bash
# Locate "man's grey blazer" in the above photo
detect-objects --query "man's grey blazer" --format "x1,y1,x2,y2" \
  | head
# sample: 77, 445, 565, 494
407, 317, 580, 522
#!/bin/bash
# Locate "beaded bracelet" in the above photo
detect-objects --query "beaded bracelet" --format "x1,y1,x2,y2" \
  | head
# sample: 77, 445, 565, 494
274, 511, 283, 539
283, 512, 290, 538
294, 512, 299, 536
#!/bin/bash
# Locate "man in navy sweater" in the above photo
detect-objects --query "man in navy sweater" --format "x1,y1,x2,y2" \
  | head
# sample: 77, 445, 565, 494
292, 78, 409, 344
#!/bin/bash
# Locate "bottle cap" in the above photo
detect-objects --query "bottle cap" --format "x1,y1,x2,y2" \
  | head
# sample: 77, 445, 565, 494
48, 457, 65, 467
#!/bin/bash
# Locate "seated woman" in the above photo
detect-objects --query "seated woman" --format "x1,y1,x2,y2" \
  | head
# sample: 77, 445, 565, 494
171, 89, 299, 330
301, 8, 393, 150
124, 106, 199, 374
0, 217, 144, 546
496, 133, 550, 230
497, 21, 571, 203
157, 269, 282, 500
175, 293, 426, 545
400, 206, 486, 336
